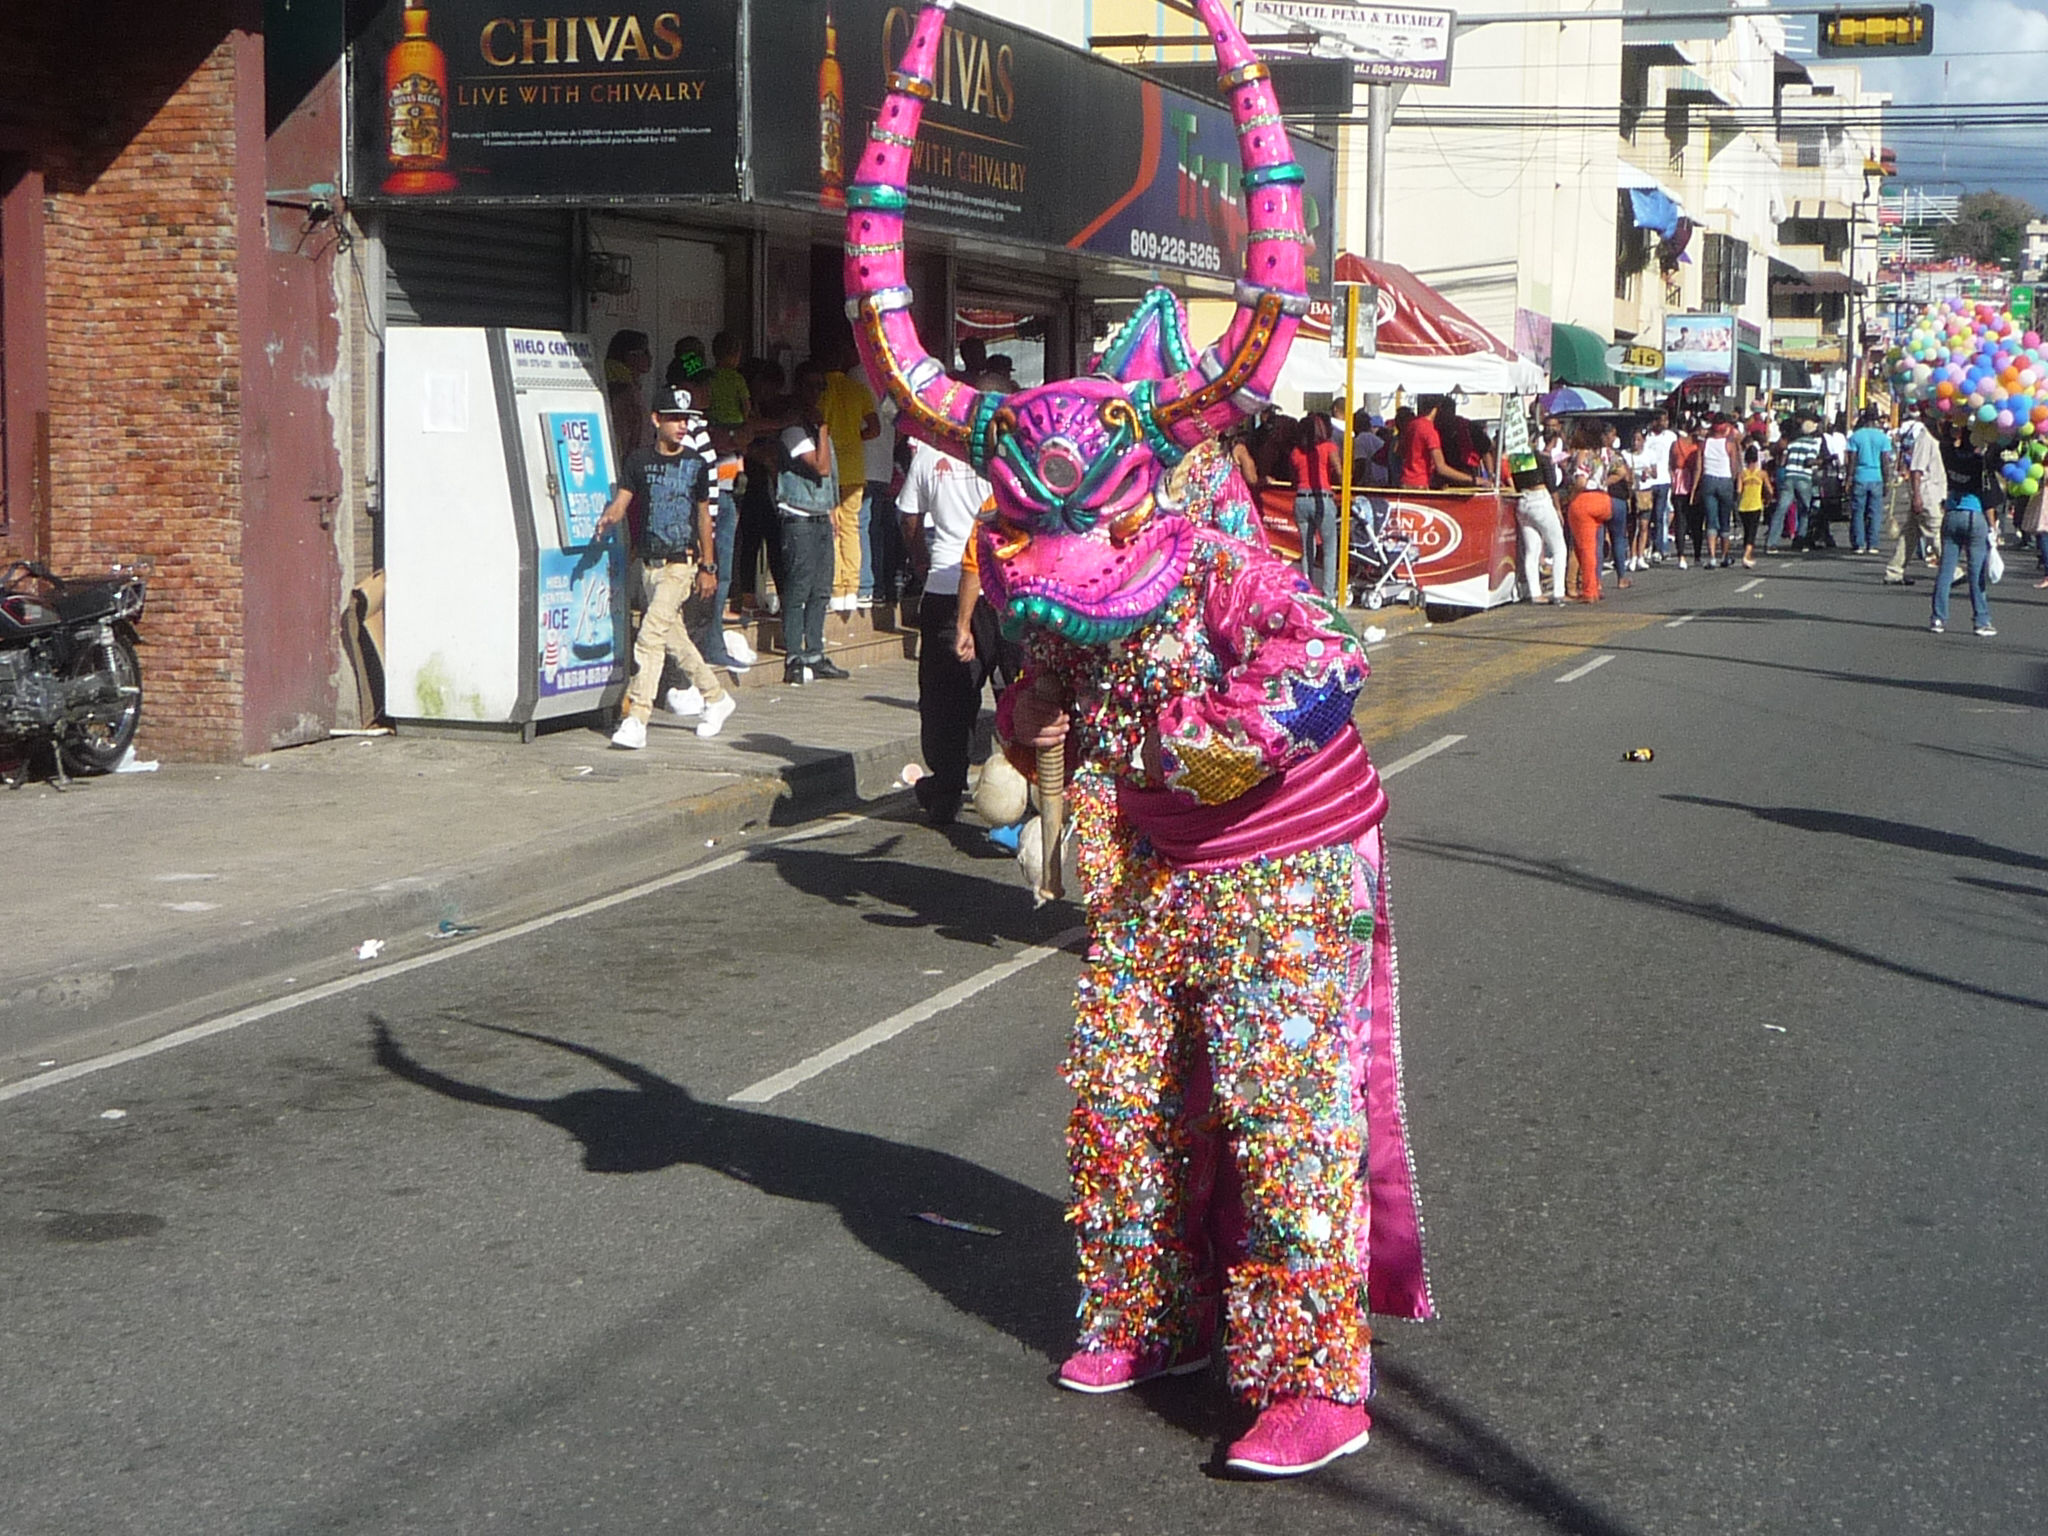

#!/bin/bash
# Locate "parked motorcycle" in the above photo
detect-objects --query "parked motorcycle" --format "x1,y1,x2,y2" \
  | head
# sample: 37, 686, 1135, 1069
0, 560, 146, 787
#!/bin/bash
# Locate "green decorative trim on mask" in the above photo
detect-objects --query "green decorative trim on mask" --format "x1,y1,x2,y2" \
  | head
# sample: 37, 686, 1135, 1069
1131, 381, 1187, 469
1096, 289, 1197, 379
1000, 592, 1156, 647
968, 392, 1005, 475
994, 410, 1138, 533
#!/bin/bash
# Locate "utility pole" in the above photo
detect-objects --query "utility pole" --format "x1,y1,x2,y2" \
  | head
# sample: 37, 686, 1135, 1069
1365, 83, 1391, 261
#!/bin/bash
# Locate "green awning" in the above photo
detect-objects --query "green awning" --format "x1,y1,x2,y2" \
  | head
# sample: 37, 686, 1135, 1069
1550, 323, 1617, 388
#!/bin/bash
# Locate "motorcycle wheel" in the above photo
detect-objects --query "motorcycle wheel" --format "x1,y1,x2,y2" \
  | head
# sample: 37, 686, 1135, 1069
58, 635, 142, 776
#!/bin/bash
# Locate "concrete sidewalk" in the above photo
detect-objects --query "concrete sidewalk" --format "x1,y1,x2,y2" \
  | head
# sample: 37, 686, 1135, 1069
0, 603, 1434, 1081
0, 652, 946, 1077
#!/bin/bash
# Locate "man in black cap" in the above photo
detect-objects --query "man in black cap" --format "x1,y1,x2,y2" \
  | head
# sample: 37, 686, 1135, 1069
596, 382, 737, 748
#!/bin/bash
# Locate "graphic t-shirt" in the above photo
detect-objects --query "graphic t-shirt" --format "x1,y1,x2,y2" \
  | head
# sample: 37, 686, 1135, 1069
620, 446, 709, 559
897, 443, 991, 597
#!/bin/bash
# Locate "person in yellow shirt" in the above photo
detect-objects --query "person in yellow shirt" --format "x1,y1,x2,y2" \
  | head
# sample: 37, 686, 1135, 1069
818, 339, 881, 612
1736, 443, 1772, 569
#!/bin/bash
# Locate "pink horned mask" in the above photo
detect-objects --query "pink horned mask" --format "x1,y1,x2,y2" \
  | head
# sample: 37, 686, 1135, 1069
844, 0, 1311, 645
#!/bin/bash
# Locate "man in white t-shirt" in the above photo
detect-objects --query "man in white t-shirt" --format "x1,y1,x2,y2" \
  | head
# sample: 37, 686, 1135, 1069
898, 436, 1002, 824
1640, 409, 1678, 559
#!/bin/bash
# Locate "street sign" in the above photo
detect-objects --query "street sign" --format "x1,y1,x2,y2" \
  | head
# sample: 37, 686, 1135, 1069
1245, 1, 1455, 86
2012, 286, 2035, 324
1605, 342, 1665, 376
1330, 282, 1379, 359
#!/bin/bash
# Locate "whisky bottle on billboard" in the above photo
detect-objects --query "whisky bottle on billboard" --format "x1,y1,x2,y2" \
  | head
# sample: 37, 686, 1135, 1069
818, 8, 846, 210
383, 3, 459, 195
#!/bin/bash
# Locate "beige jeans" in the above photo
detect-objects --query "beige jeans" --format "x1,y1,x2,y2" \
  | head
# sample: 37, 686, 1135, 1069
830, 482, 865, 599
625, 557, 724, 721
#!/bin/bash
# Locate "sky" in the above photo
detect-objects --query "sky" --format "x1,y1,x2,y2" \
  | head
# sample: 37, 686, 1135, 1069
1852, 0, 2048, 208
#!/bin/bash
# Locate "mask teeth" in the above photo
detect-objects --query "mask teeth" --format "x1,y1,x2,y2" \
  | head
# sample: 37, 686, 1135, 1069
1005, 594, 1154, 647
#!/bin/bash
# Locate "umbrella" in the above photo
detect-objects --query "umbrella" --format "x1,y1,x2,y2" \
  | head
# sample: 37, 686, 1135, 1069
1539, 385, 1615, 414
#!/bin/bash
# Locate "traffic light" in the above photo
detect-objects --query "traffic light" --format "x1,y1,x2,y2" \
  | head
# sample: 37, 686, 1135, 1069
1817, 6, 1934, 57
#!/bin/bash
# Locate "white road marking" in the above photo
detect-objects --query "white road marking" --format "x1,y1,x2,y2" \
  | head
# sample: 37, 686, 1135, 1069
1555, 654, 1616, 683
0, 813, 882, 1104
1664, 612, 1699, 629
1380, 733, 1467, 778
729, 928, 1087, 1105
734, 730, 1478, 1104
1736, 578, 1763, 594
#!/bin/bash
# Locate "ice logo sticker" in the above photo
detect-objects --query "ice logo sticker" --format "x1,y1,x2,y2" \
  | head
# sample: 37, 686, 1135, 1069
561, 415, 593, 479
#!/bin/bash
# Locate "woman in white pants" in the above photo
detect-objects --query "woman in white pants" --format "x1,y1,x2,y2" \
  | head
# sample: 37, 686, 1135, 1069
1516, 482, 1567, 603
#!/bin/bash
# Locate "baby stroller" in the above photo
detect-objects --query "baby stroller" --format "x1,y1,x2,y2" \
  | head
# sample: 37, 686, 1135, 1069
1348, 494, 1424, 610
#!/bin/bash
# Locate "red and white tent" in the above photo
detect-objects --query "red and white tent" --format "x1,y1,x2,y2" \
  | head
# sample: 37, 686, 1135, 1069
1283, 254, 1546, 397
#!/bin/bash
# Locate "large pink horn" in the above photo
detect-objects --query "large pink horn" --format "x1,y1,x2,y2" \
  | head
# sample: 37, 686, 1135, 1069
1150, 0, 1313, 447
844, 2, 988, 463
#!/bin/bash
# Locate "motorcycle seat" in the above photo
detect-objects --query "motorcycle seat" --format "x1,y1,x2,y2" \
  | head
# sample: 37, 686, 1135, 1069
51, 581, 126, 624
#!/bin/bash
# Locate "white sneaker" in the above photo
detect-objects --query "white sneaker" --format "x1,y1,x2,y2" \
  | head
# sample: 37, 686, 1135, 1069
695, 692, 737, 738
724, 629, 758, 665
610, 714, 648, 750
762, 594, 782, 616
664, 685, 705, 717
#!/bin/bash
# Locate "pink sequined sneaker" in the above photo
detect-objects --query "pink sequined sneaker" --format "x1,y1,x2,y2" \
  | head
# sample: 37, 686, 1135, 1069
1057, 1337, 1212, 1394
1224, 1395, 1372, 1477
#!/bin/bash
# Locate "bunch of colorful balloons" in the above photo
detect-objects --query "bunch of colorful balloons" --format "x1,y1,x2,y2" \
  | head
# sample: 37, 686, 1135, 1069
2002, 436, 2048, 502
1888, 298, 2047, 444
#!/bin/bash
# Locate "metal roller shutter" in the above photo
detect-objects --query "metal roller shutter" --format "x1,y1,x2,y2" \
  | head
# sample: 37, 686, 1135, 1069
381, 209, 574, 329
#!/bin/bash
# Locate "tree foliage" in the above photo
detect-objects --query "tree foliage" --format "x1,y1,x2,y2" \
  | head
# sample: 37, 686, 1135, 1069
1934, 191, 2038, 267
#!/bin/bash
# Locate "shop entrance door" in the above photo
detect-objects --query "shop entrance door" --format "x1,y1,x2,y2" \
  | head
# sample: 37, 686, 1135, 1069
946, 288, 1073, 387
585, 225, 727, 397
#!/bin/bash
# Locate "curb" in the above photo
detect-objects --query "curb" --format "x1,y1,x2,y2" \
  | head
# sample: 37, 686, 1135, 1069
0, 727, 931, 1076
2, 600, 1421, 1074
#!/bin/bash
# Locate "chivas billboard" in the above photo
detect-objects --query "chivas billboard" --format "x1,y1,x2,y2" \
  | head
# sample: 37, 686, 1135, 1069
349, 1, 742, 200
748, 1, 1335, 290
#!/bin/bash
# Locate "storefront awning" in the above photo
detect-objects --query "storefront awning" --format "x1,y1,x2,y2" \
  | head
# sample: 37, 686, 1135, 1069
1773, 268, 1864, 295
1788, 198, 1852, 222
1550, 323, 1618, 388
1286, 255, 1546, 396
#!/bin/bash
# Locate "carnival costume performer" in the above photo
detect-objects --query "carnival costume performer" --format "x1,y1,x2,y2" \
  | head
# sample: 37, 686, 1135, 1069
844, 0, 1433, 1479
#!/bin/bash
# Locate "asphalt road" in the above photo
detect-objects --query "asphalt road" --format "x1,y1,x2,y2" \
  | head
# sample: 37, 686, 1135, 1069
3, 555, 2044, 1534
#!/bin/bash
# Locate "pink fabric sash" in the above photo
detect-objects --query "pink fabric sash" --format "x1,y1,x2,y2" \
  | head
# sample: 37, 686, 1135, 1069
1354, 826, 1434, 1320
1115, 725, 1387, 873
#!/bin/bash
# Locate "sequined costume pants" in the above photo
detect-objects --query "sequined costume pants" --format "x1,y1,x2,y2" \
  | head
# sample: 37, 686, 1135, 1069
1064, 809, 1374, 1407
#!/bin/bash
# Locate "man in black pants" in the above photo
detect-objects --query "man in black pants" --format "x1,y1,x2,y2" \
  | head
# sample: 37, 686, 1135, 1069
898, 432, 1012, 824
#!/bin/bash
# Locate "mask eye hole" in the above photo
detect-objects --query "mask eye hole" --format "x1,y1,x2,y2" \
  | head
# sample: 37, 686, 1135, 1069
1039, 446, 1085, 497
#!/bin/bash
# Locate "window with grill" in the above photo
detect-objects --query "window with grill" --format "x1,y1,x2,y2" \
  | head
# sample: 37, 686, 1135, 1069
1700, 233, 1750, 309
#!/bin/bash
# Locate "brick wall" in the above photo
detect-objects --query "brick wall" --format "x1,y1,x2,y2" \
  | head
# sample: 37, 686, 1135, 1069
31, 24, 251, 761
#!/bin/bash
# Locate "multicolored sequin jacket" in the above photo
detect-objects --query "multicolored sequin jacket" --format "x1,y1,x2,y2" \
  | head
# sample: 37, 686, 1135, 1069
998, 530, 1370, 809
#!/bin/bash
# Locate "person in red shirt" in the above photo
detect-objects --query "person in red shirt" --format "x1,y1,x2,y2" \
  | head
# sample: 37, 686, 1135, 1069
1288, 411, 1344, 597
1398, 397, 1477, 490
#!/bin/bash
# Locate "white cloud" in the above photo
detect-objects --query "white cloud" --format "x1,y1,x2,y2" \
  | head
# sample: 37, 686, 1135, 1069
1851, 0, 2048, 203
